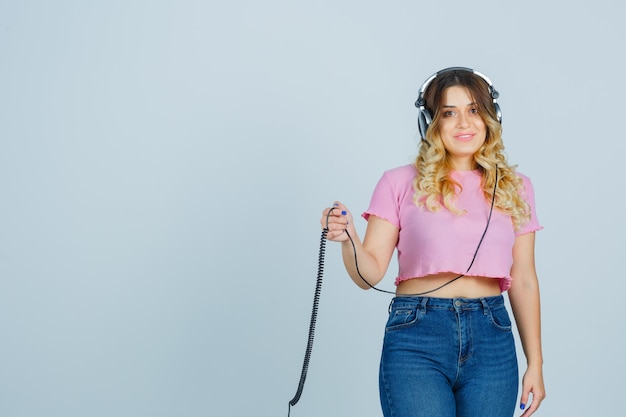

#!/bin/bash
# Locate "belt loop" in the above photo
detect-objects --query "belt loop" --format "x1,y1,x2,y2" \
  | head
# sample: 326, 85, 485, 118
419, 297, 428, 315
480, 297, 489, 316
388, 298, 394, 313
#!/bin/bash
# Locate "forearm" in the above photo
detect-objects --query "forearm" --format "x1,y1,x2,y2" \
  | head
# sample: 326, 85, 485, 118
508, 277, 543, 367
340, 235, 385, 290
322, 208, 395, 290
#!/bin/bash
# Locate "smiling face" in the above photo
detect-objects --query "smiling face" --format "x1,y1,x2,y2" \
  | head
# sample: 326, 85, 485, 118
437, 86, 487, 170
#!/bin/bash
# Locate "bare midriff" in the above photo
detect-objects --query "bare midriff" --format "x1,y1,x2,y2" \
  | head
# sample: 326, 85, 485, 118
395, 273, 502, 299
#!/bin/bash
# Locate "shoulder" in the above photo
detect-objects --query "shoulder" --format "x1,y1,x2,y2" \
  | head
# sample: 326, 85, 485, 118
513, 170, 535, 190
381, 164, 417, 182
512, 170, 539, 204
368, 164, 416, 201
514, 170, 531, 182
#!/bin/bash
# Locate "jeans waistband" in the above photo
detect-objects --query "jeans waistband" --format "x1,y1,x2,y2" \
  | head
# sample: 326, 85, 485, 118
389, 294, 504, 312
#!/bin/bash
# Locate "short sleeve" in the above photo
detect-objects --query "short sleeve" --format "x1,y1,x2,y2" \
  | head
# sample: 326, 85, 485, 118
516, 174, 543, 236
361, 171, 401, 228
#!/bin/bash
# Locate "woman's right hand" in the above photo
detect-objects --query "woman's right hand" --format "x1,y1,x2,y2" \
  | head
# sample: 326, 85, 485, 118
320, 201, 355, 242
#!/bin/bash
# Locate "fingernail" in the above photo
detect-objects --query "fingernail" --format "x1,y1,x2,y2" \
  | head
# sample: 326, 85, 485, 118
333, 203, 339, 207
520, 403, 525, 410
341, 210, 347, 215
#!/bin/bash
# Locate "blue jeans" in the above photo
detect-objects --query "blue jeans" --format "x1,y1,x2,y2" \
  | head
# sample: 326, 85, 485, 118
379, 295, 518, 417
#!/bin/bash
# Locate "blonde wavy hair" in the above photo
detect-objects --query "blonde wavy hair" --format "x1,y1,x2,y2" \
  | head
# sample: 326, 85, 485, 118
412, 69, 530, 231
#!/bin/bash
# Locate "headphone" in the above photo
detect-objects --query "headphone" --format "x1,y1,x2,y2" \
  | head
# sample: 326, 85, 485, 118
414, 66, 502, 139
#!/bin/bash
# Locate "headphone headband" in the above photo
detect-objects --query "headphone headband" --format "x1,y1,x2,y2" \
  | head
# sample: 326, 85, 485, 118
415, 67, 502, 139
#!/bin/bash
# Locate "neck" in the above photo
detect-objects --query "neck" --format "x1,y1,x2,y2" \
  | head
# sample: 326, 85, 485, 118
448, 153, 475, 170
451, 161, 476, 171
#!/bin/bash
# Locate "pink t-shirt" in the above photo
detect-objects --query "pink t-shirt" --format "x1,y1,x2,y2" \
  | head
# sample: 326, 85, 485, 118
362, 164, 542, 292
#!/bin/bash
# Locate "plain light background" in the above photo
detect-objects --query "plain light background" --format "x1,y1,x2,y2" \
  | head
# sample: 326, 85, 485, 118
1, 1, 624, 416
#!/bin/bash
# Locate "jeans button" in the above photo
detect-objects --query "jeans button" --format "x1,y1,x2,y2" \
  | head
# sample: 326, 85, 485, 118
454, 300, 462, 307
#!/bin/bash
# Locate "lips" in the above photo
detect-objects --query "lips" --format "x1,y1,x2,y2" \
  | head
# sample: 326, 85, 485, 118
454, 133, 474, 142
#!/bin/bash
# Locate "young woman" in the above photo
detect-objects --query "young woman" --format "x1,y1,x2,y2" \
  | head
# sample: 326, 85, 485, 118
321, 67, 545, 417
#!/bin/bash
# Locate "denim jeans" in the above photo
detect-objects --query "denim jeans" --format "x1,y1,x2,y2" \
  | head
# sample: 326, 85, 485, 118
379, 295, 518, 417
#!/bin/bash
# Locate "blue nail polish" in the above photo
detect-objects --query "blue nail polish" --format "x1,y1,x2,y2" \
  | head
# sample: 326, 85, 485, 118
341, 210, 347, 215
333, 203, 339, 207
520, 403, 526, 410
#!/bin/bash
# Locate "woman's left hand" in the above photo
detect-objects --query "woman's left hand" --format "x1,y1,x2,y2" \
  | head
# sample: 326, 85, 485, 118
519, 365, 546, 416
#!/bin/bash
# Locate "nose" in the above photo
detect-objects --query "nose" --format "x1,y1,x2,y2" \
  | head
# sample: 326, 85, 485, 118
457, 112, 471, 128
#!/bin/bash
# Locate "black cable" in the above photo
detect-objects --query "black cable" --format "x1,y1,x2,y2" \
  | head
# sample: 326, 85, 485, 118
287, 167, 498, 415
287, 227, 328, 416
347, 167, 498, 296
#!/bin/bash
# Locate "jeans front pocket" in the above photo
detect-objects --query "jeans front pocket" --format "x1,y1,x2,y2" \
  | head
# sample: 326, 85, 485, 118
487, 304, 512, 332
385, 305, 421, 332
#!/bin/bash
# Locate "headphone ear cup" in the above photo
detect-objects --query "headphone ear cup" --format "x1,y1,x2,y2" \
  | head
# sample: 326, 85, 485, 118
418, 108, 432, 139
493, 102, 502, 124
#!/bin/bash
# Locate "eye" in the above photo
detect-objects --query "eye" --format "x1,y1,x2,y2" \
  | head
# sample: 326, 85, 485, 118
469, 107, 480, 115
442, 110, 456, 117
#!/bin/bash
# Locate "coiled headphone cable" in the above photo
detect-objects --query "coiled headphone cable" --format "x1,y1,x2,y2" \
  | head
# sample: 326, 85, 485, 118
287, 168, 498, 415
287, 225, 328, 416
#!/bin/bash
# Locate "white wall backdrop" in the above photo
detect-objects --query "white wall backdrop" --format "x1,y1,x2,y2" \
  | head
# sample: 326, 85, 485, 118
1, 1, 624, 416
